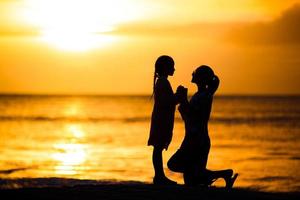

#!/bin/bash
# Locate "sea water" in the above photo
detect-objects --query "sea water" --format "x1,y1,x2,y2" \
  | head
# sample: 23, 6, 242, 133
0, 95, 299, 192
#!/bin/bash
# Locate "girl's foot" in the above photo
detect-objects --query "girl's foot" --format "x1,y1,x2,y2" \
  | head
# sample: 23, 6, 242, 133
225, 173, 239, 189
153, 176, 177, 185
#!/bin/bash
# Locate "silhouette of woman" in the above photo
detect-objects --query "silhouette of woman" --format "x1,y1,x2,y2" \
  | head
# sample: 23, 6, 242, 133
148, 55, 179, 185
168, 65, 238, 188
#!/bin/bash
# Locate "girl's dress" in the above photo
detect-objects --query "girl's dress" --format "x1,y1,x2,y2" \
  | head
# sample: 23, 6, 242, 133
148, 77, 176, 150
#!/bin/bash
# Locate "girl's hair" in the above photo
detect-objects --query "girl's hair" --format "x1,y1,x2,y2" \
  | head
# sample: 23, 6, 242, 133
151, 55, 174, 98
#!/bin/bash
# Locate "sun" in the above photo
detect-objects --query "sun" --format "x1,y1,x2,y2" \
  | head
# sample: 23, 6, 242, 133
22, 0, 143, 51
39, 30, 116, 52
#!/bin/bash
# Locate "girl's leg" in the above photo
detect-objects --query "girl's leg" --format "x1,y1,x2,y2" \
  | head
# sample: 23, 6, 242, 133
152, 147, 164, 178
152, 147, 177, 185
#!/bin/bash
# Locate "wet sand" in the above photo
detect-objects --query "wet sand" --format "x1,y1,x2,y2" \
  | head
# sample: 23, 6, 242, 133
0, 179, 299, 200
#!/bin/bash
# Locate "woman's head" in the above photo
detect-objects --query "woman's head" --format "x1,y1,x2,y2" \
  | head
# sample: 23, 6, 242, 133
192, 65, 215, 85
155, 55, 175, 77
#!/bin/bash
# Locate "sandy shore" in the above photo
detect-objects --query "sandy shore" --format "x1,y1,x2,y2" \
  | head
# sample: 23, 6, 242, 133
0, 179, 299, 200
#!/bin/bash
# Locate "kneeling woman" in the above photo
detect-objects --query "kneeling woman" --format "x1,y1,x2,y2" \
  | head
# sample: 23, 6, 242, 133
168, 65, 238, 188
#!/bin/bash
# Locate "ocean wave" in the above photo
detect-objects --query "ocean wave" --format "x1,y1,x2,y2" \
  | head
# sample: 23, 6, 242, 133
0, 115, 150, 123
0, 168, 28, 175
254, 176, 292, 182
0, 178, 145, 189
289, 156, 300, 160
211, 116, 300, 125
0, 115, 299, 125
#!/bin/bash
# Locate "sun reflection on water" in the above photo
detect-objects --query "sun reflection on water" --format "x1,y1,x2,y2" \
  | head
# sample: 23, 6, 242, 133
52, 124, 87, 175
68, 124, 85, 139
64, 103, 81, 117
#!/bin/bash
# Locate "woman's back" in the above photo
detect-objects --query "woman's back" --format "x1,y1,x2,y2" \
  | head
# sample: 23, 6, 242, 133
189, 91, 213, 133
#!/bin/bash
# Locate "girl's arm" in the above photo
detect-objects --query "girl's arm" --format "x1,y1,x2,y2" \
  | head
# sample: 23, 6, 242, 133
155, 79, 176, 108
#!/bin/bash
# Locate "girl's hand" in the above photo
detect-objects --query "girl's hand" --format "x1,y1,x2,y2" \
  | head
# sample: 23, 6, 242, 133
175, 85, 188, 104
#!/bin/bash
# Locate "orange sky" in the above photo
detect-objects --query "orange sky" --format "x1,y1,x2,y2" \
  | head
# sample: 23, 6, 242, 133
0, 0, 300, 95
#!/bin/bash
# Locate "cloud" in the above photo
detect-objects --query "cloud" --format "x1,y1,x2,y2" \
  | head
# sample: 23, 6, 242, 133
114, 4, 300, 44
113, 21, 232, 40
226, 4, 300, 45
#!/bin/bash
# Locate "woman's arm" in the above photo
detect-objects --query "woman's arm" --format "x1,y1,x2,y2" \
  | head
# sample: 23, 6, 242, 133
175, 85, 188, 104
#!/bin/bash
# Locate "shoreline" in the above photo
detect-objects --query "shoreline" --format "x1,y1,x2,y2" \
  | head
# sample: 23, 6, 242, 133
1, 178, 299, 200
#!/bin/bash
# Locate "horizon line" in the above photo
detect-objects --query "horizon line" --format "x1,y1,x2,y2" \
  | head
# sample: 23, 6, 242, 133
0, 92, 299, 97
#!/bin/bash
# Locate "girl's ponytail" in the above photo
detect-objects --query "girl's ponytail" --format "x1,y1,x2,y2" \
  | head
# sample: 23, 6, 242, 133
151, 71, 157, 99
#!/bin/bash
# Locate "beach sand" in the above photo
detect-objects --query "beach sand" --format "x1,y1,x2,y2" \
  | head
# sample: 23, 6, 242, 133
0, 178, 299, 200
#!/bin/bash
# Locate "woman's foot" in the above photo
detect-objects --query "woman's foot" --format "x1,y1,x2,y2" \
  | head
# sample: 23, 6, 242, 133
153, 176, 177, 185
225, 173, 239, 189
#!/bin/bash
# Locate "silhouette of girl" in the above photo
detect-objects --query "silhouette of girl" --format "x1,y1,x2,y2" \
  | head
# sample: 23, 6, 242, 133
148, 55, 179, 185
168, 65, 238, 188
